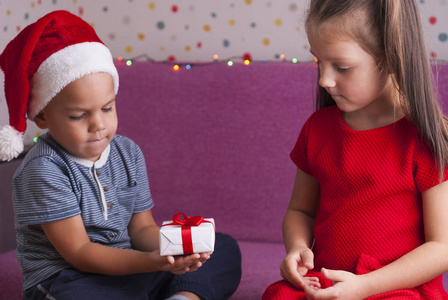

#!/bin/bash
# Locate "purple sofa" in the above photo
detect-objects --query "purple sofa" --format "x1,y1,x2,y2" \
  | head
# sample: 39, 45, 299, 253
1, 62, 448, 299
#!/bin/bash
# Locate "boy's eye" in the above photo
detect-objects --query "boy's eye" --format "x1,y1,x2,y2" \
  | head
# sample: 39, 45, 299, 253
69, 114, 85, 121
337, 67, 350, 72
102, 107, 113, 112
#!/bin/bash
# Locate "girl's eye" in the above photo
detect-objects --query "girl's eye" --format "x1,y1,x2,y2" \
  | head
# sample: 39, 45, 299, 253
337, 66, 350, 73
102, 107, 113, 112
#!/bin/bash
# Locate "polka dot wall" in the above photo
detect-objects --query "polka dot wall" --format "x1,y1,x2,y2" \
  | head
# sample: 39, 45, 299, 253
0, 1, 447, 62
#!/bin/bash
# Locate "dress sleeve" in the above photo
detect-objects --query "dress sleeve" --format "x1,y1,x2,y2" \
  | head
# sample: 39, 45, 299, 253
290, 114, 314, 176
13, 157, 81, 225
413, 140, 448, 192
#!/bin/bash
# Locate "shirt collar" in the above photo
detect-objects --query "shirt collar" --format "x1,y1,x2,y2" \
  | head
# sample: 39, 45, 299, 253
69, 144, 111, 169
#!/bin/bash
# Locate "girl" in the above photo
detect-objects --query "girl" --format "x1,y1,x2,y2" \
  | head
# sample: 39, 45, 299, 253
263, 0, 448, 299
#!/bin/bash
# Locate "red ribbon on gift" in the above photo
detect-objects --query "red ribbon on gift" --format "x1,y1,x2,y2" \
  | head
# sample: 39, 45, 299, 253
162, 212, 213, 255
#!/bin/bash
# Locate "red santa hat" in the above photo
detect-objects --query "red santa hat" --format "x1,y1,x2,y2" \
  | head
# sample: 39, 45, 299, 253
0, 10, 119, 161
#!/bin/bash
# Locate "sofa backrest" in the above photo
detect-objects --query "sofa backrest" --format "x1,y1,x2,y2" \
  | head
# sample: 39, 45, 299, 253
115, 61, 448, 243
115, 62, 317, 243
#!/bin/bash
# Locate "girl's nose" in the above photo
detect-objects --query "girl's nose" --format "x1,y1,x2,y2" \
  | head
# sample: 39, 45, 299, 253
318, 67, 336, 88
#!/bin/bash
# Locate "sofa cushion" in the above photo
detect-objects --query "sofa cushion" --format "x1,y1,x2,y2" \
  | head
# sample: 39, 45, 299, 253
0, 250, 22, 300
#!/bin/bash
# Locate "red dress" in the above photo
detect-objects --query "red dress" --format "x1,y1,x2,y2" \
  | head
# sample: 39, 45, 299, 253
263, 106, 448, 299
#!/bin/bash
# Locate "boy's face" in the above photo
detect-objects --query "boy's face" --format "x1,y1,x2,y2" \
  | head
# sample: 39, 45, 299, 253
35, 72, 118, 162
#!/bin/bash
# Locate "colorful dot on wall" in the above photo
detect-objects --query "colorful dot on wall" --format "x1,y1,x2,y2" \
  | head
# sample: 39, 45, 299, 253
123, 15, 131, 25
439, 33, 448, 42
185, 45, 191, 52
243, 52, 252, 61
160, 46, 165, 51
289, 3, 298, 12
25, 12, 29, 20
4, 26, 8, 32
148, 2, 156, 10
38, 0, 42, 5
137, 33, 145, 40
157, 21, 165, 30
229, 19, 236, 26
203, 24, 211, 32
251, 22, 256, 28
197, 42, 202, 48
31, 2, 36, 8
185, 24, 190, 30
167, 55, 176, 62
172, 5, 178, 13
78, 6, 84, 16
245, 0, 252, 5
108, 33, 116, 40
16, 26, 21, 32
103, 6, 108, 12
6, 10, 11, 16
275, 19, 282, 26
125, 45, 133, 53
262, 37, 270, 46
431, 51, 437, 58
429, 16, 437, 25
52, 0, 57, 4
73, 0, 77, 4
211, 12, 217, 18
223, 39, 230, 47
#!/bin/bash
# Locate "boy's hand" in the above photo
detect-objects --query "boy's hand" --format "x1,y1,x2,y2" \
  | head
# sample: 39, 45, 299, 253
304, 268, 367, 300
150, 251, 212, 274
280, 246, 317, 289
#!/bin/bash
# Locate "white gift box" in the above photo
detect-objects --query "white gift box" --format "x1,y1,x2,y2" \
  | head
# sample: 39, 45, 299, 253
159, 217, 215, 256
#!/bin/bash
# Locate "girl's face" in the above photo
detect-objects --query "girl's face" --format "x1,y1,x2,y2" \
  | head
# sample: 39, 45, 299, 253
35, 72, 118, 162
308, 30, 395, 118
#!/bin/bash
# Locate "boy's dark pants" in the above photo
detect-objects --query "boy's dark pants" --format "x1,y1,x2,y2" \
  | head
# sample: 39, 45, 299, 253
23, 233, 242, 300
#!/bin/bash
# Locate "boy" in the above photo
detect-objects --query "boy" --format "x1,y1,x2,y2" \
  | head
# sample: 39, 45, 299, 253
0, 10, 241, 300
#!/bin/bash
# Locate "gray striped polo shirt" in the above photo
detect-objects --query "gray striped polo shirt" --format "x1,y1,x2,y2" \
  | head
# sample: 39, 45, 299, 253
12, 133, 153, 291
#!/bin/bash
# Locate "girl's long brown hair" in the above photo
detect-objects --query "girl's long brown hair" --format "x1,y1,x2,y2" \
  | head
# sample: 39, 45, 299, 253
306, 0, 448, 181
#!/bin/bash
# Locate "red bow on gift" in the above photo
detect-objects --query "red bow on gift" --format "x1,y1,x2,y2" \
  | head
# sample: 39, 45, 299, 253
162, 212, 211, 255
172, 212, 204, 227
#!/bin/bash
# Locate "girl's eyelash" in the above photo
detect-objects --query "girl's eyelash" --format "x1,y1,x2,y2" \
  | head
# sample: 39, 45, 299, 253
102, 107, 113, 112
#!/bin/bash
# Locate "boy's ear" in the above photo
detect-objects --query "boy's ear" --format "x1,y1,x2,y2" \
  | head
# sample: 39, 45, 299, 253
34, 111, 49, 129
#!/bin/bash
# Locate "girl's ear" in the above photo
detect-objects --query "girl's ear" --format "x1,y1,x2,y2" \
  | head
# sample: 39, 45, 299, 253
34, 111, 49, 129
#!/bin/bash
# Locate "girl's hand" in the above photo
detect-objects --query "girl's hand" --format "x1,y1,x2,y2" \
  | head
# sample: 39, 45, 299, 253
280, 246, 318, 289
304, 268, 368, 300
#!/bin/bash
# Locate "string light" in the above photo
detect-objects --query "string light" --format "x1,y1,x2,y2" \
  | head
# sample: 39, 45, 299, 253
113, 53, 318, 72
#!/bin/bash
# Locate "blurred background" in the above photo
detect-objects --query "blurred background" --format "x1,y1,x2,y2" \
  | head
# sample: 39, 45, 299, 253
1, 0, 447, 146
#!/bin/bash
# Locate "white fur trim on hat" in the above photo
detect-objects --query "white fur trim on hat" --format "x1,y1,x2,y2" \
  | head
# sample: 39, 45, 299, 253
0, 125, 24, 161
28, 41, 119, 120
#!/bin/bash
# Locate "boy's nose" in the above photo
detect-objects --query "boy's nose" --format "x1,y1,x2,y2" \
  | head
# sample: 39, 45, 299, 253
89, 114, 105, 132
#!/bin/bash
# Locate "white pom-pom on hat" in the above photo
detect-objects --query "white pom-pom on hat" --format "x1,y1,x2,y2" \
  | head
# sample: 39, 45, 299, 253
0, 125, 24, 162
